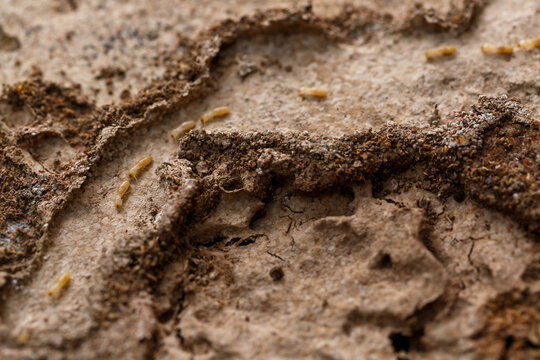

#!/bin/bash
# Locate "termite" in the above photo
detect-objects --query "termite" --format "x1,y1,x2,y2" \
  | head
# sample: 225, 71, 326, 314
481, 44, 514, 55
518, 37, 540, 51
200, 106, 230, 124
17, 332, 29, 343
425, 46, 457, 60
128, 156, 153, 179
114, 180, 130, 209
298, 87, 328, 98
171, 121, 196, 139
47, 271, 70, 298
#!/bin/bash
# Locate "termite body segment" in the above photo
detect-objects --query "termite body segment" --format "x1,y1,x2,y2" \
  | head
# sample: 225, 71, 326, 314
171, 121, 196, 139
518, 37, 540, 50
425, 46, 457, 60
47, 272, 71, 298
128, 156, 153, 179
114, 180, 130, 209
481, 44, 514, 55
200, 106, 230, 124
298, 87, 328, 98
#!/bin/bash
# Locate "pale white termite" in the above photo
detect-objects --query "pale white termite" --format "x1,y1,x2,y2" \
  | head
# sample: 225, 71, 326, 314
200, 106, 230, 124
17, 332, 29, 343
114, 180, 130, 209
518, 37, 540, 51
481, 44, 514, 55
425, 46, 457, 60
128, 156, 153, 179
47, 271, 70, 298
298, 87, 328, 98
171, 121, 196, 139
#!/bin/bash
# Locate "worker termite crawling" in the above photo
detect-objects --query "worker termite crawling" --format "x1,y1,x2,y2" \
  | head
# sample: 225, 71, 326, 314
17, 332, 29, 343
425, 46, 457, 61
518, 37, 540, 51
47, 271, 70, 298
171, 120, 196, 139
114, 180, 130, 209
128, 156, 153, 179
298, 87, 328, 98
200, 106, 230, 124
481, 44, 514, 55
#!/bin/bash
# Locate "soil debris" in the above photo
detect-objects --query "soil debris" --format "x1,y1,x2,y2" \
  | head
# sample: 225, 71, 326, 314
403, 0, 488, 36
269, 266, 285, 281
0, 25, 20, 52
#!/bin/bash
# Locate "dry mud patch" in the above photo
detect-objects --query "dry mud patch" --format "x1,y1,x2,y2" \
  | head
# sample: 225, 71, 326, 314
0, 1, 539, 359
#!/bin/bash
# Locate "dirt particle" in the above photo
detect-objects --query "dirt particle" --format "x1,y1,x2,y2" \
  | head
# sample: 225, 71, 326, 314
269, 266, 284, 281
120, 89, 131, 100
0, 25, 20, 51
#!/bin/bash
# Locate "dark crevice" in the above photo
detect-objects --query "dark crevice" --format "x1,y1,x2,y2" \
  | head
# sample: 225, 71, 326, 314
419, 216, 445, 265
370, 252, 393, 270
521, 259, 540, 282
498, 336, 514, 360
237, 235, 257, 246
219, 176, 244, 192
390, 332, 411, 353
249, 203, 268, 230
199, 235, 227, 247
453, 188, 466, 203
339, 186, 355, 202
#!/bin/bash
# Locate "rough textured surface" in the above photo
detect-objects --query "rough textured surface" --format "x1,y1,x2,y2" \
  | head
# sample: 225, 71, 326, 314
0, 1, 539, 359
